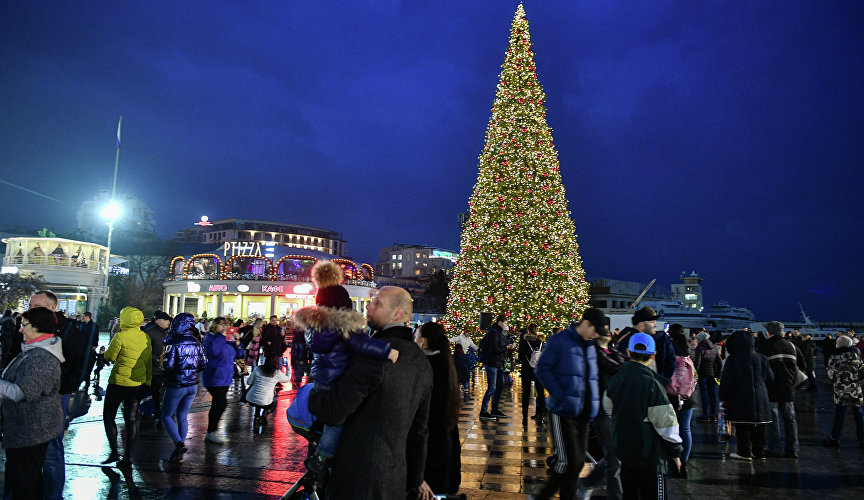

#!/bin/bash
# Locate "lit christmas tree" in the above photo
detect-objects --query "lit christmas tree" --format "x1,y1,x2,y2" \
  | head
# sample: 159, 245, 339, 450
444, 3, 590, 334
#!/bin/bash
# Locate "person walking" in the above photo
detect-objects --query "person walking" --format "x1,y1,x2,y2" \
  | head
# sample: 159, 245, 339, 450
161, 313, 207, 462
0, 307, 64, 500
802, 335, 818, 391
202, 317, 242, 444
719, 330, 773, 461
532, 308, 603, 500
518, 323, 547, 427
79, 312, 100, 391
668, 324, 695, 478
101, 306, 152, 467
478, 315, 515, 421
694, 331, 720, 422
416, 322, 462, 496
578, 321, 625, 499
822, 335, 864, 447
142, 311, 171, 424
758, 321, 805, 459
241, 318, 264, 370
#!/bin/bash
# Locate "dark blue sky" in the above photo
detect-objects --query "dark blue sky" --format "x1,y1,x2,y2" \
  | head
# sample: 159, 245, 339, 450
2, 1, 862, 321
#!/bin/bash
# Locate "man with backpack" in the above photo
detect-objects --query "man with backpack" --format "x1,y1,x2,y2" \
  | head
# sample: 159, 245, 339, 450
479, 315, 515, 422
518, 323, 546, 427
758, 321, 806, 459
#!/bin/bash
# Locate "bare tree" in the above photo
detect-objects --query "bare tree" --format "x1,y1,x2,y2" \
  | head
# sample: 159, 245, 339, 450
0, 272, 46, 310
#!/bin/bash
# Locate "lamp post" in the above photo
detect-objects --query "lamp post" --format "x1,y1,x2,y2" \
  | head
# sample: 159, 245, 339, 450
102, 116, 123, 292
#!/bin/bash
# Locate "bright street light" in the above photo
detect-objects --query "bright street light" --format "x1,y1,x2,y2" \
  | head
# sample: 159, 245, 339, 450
100, 201, 122, 222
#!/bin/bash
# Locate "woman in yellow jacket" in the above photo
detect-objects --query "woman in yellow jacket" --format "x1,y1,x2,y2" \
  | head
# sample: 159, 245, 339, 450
102, 306, 152, 467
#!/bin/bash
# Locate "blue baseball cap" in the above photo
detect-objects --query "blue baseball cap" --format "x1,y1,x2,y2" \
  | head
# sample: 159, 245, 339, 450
628, 332, 656, 354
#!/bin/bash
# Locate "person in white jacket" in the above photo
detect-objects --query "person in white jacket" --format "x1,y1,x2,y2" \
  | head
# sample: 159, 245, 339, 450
449, 331, 479, 354
245, 355, 290, 427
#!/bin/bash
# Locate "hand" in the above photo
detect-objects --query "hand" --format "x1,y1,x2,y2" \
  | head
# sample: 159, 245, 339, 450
417, 481, 434, 500
388, 349, 399, 363
672, 457, 681, 470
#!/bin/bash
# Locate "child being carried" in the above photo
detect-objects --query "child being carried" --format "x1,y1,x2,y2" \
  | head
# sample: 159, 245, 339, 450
293, 261, 398, 477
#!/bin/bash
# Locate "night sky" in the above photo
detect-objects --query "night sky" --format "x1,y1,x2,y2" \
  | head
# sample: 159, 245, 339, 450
2, 2, 862, 321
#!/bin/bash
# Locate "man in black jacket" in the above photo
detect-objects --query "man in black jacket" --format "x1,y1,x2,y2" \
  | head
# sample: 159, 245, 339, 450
142, 310, 171, 421
479, 315, 516, 421
80, 312, 100, 390
29, 290, 89, 500
308, 286, 433, 500
758, 321, 805, 459
261, 314, 287, 365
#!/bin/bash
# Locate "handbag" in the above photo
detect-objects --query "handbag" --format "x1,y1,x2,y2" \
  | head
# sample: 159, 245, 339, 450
67, 390, 91, 423
138, 386, 157, 416
793, 367, 808, 387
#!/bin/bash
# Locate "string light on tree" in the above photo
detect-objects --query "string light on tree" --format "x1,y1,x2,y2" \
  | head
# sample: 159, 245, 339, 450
443, 3, 590, 335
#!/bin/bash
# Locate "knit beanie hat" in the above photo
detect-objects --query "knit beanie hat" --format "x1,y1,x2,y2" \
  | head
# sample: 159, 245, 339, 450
316, 285, 352, 310
837, 336, 853, 349
696, 332, 709, 341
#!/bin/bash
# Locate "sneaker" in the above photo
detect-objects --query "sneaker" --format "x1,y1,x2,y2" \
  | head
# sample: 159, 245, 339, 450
729, 453, 752, 461
204, 432, 225, 444
479, 411, 497, 421
491, 409, 507, 418
752, 453, 766, 461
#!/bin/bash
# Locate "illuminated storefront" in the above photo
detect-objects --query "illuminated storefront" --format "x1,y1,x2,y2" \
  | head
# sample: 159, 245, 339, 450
162, 243, 377, 319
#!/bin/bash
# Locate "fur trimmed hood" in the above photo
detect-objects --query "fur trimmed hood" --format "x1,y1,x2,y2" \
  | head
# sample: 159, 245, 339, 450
295, 306, 367, 339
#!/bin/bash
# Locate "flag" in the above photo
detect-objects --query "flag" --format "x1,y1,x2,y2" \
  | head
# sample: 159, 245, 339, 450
115, 116, 123, 150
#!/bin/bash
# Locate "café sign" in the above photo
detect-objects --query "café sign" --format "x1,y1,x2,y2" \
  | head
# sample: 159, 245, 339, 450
223, 241, 263, 258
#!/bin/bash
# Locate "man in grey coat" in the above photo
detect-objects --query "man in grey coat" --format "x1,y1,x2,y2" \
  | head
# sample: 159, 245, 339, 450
308, 286, 433, 500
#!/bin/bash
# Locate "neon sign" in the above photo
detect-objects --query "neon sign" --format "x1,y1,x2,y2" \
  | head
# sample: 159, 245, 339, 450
195, 215, 213, 226
208, 284, 228, 292
223, 242, 263, 258
261, 285, 284, 293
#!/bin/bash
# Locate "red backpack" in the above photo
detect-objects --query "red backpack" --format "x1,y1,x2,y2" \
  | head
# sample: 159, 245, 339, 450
667, 355, 697, 399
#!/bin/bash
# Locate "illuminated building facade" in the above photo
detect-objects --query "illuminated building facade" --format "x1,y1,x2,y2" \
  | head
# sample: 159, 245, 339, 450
374, 244, 458, 278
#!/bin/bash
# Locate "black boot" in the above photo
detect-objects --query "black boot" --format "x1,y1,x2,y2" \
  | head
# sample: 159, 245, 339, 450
304, 452, 332, 479
168, 441, 187, 463
101, 451, 121, 464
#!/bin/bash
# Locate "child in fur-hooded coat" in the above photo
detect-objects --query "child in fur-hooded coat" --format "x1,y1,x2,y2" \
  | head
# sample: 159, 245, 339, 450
293, 261, 398, 466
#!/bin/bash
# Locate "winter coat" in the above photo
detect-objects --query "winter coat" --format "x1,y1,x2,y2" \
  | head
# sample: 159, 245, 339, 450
55, 311, 90, 394
757, 335, 805, 402
449, 333, 479, 354
614, 326, 638, 356
604, 361, 682, 473
719, 331, 773, 423
202, 332, 242, 387
0, 336, 64, 448
671, 341, 695, 410
308, 325, 432, 500
802, 339, 816, 371
518, 333, 543, 367
290, 327, 309, 365
244, 365, 290, 407
423, 351, 461, 494
827, 347, 864, 406
595, 344, 626, 395
0, 315, 22, 369
296, 306, 391, 387
653, 331, 677, 379
480, 324, 508, 368
105, 307, 152, 387
162, 313, 207, 388
261, 323, 287, 360
694, 339, 719, 379
533, 325, 599, 420
142, 321, 168, 375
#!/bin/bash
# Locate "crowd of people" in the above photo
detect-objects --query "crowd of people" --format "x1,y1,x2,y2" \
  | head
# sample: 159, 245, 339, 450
0, 282, 862, 499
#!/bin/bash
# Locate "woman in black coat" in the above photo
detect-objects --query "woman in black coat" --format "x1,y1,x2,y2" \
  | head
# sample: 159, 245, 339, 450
416, 322, 462, 496
719, 330, 773, 460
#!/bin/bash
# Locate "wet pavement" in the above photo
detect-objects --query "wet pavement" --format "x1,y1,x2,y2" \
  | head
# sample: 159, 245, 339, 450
2, 346, 863, 499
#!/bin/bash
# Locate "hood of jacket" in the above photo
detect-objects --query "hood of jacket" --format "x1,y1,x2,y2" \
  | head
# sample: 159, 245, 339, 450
119, 307, 144, 330
295, 306, 367, 339
22, 335, 65, 363
165, 312, 198, 344
727, 330, 754, 355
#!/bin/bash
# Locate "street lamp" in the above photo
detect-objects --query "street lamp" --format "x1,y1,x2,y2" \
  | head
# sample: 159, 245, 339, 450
101, 201, 122, 289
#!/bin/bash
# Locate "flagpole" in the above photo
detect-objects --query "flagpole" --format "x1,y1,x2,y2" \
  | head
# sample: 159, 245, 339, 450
103, 116, 122, 290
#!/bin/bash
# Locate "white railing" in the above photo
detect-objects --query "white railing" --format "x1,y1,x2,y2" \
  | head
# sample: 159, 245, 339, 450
3, 255, 106, 271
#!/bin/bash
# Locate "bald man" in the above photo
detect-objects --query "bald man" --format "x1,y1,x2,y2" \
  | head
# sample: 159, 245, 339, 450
308, 286, 434, 500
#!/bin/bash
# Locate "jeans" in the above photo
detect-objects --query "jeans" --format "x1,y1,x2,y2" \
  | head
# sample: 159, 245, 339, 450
481, 366, 504, 413
584, 411, 622, 500
162, 385, 198, 444
830, 404, 864, 442
43, 393, 69, 500
676, 408, 693, 461
316, 424, 344, 458
536, 413, 589, 500
766, 401, 799, 454
698, 377, 718, 418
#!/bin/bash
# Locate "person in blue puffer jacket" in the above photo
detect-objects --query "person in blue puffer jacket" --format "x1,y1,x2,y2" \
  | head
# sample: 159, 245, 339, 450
201, 317, 243, 444
161, 312, 207, 462
293, 261, 398, 478
533, 308, 604, 500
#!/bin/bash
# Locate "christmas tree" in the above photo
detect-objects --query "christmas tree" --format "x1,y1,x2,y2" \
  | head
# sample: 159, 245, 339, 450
444, 3, 590, 334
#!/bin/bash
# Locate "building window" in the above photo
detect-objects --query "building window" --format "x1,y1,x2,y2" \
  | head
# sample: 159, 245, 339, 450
392, 255, 397, 260
415, 269, 421, 276
398, 254, 402, 260
415, 252, 420, 258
